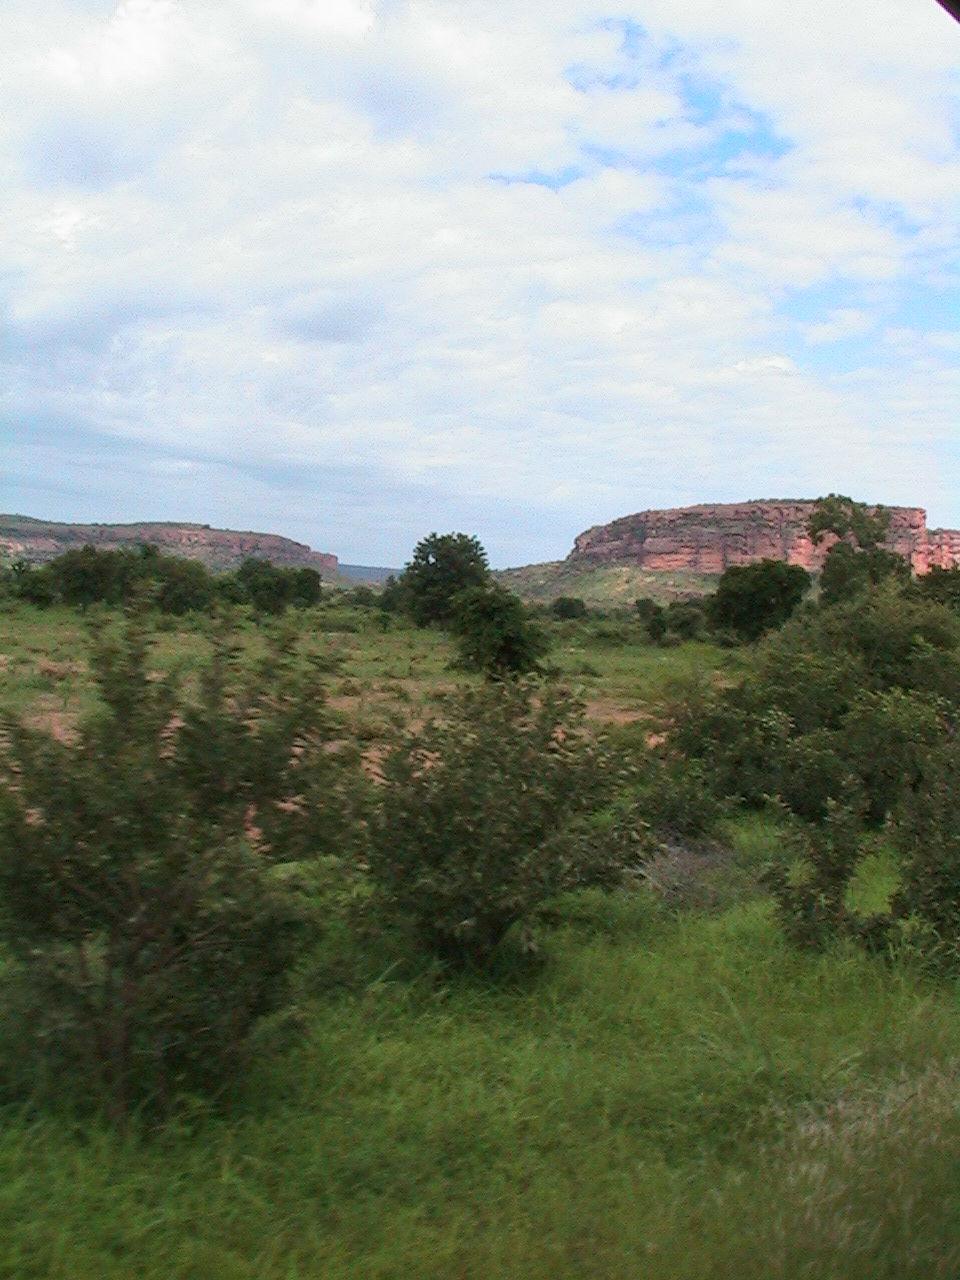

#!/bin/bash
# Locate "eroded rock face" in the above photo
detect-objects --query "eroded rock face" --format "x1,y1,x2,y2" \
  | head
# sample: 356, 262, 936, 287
0, 516, 338, 575
568, 502, 960, 574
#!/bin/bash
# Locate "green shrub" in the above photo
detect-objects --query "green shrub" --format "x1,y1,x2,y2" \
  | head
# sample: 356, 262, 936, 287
707, 560, 810, 641
763, 801, 868, 948
0, 610, 357, 1122
665, 600, 706, 641
549, 596, 588, 620
366, 681, 632, 969
450, 584, 549, 679
892, 739, 960, 967
631, 752, 724, 839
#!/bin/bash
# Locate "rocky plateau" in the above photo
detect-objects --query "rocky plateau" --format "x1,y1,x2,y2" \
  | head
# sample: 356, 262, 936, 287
568, 501, 960, 575
0, 515, 338, 576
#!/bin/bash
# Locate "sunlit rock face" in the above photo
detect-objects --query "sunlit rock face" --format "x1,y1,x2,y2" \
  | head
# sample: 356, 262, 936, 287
0, 516, 338, 575
568, 502, 960, 574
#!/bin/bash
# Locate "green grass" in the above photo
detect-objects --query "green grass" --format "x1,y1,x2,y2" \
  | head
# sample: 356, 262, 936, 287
496, 561, 720, 608
0, 601, 740, 736
3, 600, 959, 1277
2, 896, 959, 1279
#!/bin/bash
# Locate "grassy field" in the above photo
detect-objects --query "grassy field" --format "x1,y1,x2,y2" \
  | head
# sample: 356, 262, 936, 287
496, 560, 720, 608
0, 599, 957, 1279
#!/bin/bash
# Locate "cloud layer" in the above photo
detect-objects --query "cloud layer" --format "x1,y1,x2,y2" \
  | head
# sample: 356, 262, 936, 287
4, 0, 959, 565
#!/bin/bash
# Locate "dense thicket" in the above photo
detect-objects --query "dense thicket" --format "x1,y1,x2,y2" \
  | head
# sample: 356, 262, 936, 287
367, 681, 637, 968
0, 611, 358, 1120
5, 545, 322, 614
671, 575, 960, 953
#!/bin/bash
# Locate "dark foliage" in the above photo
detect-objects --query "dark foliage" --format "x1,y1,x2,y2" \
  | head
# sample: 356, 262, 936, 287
707, 559, 810, 642
0, 611, 356, 1122
549, 596, 588, 620
450, 584, 549, 679
10, 546, 325, 616
395, 532, 490, 627
366, 681, 637, 969
674, 583, 960, 825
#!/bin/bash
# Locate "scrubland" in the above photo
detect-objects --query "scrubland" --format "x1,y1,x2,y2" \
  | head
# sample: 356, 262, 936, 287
0, 595, 958, 1279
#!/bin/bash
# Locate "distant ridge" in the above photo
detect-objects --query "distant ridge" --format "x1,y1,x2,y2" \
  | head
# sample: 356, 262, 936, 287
0, 515, 338, 576
568, 500, 960, 575
338, 564, 398, 584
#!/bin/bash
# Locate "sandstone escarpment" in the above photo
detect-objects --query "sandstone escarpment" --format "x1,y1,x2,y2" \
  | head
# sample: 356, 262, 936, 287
0, 515, 338, 575
568, 502, 960, 575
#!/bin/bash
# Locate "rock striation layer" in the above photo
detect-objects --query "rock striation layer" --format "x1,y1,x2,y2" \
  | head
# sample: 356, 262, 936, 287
0, 515, 338, 575
568, 501, 960, 575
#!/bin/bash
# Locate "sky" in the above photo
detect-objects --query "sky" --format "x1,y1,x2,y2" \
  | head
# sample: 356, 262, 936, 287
3, 0, 959, 568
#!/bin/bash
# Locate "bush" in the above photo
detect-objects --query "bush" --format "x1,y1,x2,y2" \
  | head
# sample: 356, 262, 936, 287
549, 596, 588, 620
395, 532, 490, 627
674, 585, 960, 823
666, 600, 705, 641
0, 610, 356, 1122
450, 584, 549, 678
892, 739, 960, 966
763, 801, 868, 948
366, 681, 632, 969
707, 560, 810, 641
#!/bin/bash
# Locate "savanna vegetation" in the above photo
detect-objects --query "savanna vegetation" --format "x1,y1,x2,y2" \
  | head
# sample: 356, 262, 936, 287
2, 496, 960, 1278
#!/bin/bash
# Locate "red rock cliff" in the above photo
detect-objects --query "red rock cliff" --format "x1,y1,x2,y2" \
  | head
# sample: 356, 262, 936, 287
568, 502, 960, 574
0, 516, 338, 575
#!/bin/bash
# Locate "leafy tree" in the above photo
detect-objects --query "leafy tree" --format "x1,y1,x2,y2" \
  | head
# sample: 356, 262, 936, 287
288, 567, 322, 608
450, 585, 549, 679
549, 596, 588, 620
153, 556, 215, 615
674, 584, 960, 824
819, 541, 909, 606
913, 565, 960, 613
0, 611, 353, 1121
12, 560, 56, 605
397, 532, 490, 627
366, 682, 633, 969
808, 493, 892, 551
634, 597, 659, 623
707, 559, 810, 641
236, 557, 292, 614
893, 737, 960, 963
807, 495, 908, 606
645, 605, 668, 644
666, 600, 706, 641
48, 546, 125, 608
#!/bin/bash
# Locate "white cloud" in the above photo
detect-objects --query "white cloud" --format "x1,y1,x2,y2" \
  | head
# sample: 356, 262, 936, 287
803, 309, 873, 345
3, 0, 959, 564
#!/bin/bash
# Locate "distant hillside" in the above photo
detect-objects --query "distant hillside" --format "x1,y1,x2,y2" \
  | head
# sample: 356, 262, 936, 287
496, 561, 720, 609
569, 500, 960, 574
338, 564, 398, 584
0, 515, 338, 576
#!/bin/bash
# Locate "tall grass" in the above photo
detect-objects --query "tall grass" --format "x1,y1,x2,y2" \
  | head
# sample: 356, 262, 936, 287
2, 896, 958, 1279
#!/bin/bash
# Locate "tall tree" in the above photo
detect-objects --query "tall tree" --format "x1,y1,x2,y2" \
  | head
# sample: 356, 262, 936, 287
397, 532, 490, 627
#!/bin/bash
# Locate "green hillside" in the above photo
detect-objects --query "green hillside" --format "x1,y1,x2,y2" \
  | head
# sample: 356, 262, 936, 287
496, 560, 720, 608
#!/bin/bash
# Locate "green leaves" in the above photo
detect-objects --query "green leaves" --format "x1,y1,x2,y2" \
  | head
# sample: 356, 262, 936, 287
707, 559, 810, 642
366, 681, 629, 969
0, 611, 352, 1121
449, 584, 549, 679
395, 532, 490, 627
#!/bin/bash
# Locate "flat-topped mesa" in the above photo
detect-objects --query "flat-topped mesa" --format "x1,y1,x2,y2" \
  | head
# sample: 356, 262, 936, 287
0, 516, 338, 575
568, 501, 960, 575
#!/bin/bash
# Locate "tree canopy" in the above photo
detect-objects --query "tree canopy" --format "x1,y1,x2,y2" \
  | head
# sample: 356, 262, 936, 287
708, 559, 811, 641
397, 532, 491, 627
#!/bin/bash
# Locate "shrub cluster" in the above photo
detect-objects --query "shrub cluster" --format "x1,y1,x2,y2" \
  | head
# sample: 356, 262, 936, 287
7, 545, 322, 615
670, 576, 960, 957
0, 611, 355, 1121
367, 681, 637, 968
0, 611, 639, 1122
383, 532, 549, 678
